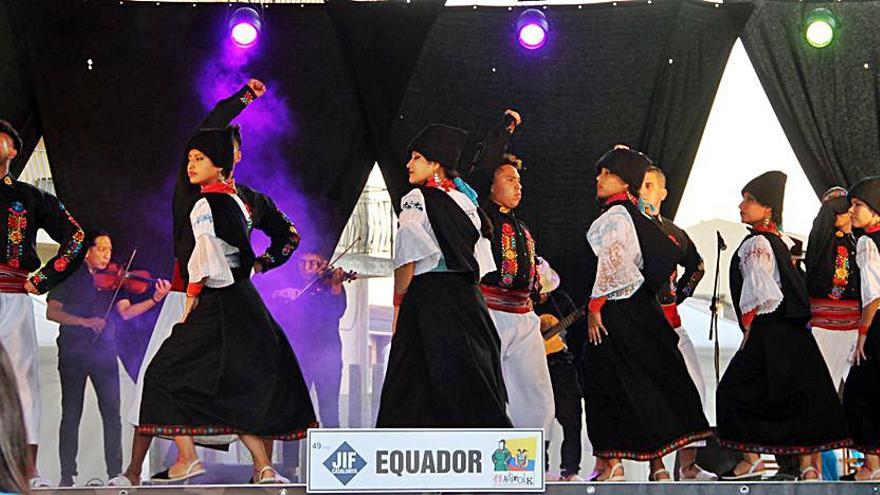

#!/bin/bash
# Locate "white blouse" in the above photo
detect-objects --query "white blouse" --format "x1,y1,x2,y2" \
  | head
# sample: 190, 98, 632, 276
736, 235, 784, 316
586, 204, 644, 300
188, 195, 251, 288
856, 235, 880, 308
393, 188, 495, 279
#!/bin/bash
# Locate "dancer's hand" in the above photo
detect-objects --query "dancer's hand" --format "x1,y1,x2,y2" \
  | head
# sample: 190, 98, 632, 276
247, 79, 266, 98
853, 334, 868, 366
504, 109, 522, 133
180, 296, 199, 324
740, 328, 751, 351
23, 280, 39, 294
588, 311, 607, 345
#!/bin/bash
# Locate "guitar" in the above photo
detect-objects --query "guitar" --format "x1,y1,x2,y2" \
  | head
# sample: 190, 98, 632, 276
538, 306, 586, 354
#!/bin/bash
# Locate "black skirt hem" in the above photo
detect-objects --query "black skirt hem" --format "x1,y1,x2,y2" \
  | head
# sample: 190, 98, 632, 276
594, 430, 714, 461
136, 421, 318, 440
717, 437, 852, 455
851, 443, 880, 455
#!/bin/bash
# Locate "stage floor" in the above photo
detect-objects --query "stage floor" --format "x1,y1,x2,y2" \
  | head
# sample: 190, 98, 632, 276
34, 481, 880, 495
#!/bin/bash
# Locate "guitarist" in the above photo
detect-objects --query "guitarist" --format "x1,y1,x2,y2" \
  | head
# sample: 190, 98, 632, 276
535, 259, 585, 482
639, 166, 716, 481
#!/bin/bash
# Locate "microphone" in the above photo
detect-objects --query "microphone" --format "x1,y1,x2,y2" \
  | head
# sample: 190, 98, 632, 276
716, 231, 727, 251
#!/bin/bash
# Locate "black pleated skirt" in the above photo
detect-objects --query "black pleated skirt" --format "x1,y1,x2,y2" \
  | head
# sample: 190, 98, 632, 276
843, 322, 880, 454
580, 288, 712, 460
717, 312, 850, 454
377, 272, 512, 428
137, 278, 317, 439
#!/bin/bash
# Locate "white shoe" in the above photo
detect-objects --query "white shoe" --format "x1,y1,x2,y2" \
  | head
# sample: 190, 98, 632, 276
29, 476, 53, 488
85, 478, 105, 487
108, 475, 134, 487
680, 463, 718, 481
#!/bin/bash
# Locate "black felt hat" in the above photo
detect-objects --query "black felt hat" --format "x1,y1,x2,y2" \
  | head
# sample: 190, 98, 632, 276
187, 128, 235, 174
742, 171, 787, 225
407, 124, 469, 171
594, 146, 653, 196
849, 177, 880, 215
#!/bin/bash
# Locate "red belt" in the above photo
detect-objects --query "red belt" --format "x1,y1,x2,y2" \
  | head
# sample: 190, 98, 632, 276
809, 297, 860, 331
480, 285, 531, 314
661, 303, 682, 329
0, 263, 28, 294
170, 259, 185, 293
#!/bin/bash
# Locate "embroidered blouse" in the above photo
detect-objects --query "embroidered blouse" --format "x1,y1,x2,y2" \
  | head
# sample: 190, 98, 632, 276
586, 204, 644, 300
187, 195, 251, 288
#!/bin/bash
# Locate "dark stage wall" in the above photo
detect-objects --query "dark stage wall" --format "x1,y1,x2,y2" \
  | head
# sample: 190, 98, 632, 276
0, 0, 753, 321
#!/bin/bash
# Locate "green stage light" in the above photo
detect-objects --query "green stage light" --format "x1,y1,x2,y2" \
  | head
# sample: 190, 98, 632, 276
805, 8, 837, 48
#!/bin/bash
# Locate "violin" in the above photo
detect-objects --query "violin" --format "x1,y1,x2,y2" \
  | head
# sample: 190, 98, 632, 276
319, 267, 358, 284
93, 262, 160, 295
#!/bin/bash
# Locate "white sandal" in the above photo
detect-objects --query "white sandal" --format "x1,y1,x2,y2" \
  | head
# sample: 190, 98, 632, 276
679, 463, 718, 481
649, 468, 671, 482
255, 465, 279, 484
798, 466, 821, 482
599, 463, 625, 482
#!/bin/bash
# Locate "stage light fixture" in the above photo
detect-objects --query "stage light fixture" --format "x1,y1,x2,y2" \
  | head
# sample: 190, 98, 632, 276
229, 7, 261, 48
517, 9, 549, 50
805, 8, 836, 48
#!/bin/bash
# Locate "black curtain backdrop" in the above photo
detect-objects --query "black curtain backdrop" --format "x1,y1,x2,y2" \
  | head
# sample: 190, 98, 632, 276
0, 0, 40, 175
0, 0, 750, 320
741, 0, 880, 194
389, 0, 749, 310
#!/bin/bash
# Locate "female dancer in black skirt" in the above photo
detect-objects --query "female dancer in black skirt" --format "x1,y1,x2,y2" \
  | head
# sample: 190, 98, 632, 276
583, 146, 711, 481
376, 123, 511, 428
842, 178, 880, 481
137, 128, 316, 483
717, 171, 849, 481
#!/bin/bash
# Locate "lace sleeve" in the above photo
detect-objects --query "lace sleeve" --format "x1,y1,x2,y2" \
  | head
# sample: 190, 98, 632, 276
393, 189, 442, 271
587, 205, 644, 300
737, 235, 783, 315
857, 236, 880, 307
188, 199, 236, 288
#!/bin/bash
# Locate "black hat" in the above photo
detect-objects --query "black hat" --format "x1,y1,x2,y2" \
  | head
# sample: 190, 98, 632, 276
187, 128, 234, 174
742, 171, 786, 225
0, 119, 23, 153
594, 146, 653, 196
407, 124, 469, 171
849, 177, 880, 215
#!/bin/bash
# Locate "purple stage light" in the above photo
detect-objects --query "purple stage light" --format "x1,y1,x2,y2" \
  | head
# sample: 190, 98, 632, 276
516, 9, 549, 50
229, 7, 261, 48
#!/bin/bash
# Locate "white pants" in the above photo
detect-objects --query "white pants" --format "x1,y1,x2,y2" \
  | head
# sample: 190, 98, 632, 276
489, 309, 555, 433
812, 327, 858, 389
0, 293, 40, 444
675, 326, 707, 449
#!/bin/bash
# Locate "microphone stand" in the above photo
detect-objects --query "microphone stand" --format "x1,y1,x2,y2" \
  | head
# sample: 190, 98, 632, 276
709, 231, 726, 384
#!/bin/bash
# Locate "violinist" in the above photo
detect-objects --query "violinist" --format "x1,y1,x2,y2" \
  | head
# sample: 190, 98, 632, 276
46, 229, 170, 487
274, 248, 350, 479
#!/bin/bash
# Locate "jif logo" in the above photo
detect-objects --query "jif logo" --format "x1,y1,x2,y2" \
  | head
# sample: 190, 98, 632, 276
323, 442, 367, 485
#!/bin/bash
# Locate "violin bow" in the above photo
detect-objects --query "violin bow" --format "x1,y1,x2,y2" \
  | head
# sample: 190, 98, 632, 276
288, 236, 361, 303
101, 248, 139, 321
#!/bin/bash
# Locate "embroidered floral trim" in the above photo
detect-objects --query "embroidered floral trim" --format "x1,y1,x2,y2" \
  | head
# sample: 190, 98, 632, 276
717, 437, 851, 455
829, 244, 850, 300
402, 200, 423, 211
593, 430, 714, 461
240, 90, 255, 106
136, 421, 318, 441
6, 201, 26, 268
500, 222, 517, 287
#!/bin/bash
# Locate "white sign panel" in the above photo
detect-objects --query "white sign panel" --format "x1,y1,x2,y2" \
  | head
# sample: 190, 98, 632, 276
306, 428, 544, 493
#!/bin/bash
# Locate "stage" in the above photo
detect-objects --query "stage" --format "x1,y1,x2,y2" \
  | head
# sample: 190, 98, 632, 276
34, 481, 880, 495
